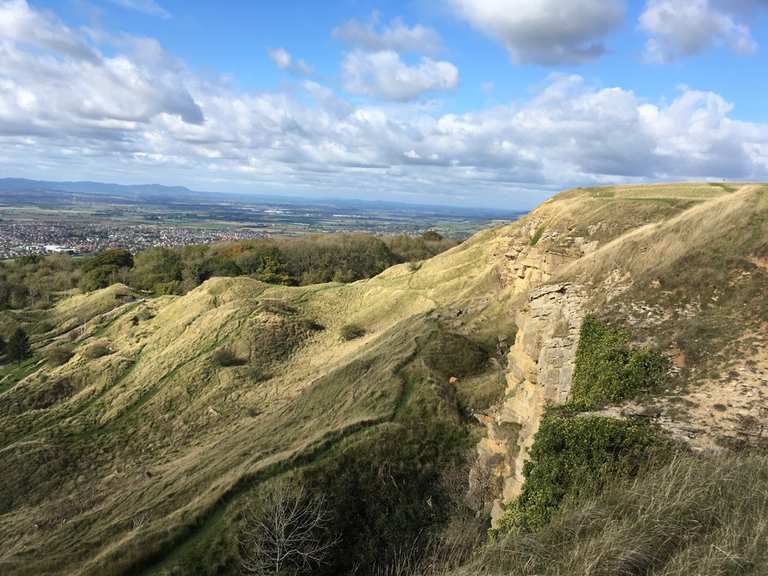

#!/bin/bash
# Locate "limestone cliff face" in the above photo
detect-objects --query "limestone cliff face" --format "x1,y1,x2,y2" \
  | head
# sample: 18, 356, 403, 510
475, 279, 585, 525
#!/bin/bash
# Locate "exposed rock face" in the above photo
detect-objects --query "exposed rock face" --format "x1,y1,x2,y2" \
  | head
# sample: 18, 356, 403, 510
474, 282, 586, 525
503, 243, 576, 294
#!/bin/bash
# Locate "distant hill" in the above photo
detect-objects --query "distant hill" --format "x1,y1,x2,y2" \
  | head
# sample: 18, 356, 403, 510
0, 177, 521, 218
0, 182, 766, 575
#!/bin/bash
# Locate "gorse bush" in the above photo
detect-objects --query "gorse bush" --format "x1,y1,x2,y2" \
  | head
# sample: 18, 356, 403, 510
570, 315, 668, 408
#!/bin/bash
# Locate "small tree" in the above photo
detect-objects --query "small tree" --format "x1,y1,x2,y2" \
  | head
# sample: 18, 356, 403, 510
240, 480, 337, 575
0, 335, 5, 358
7, 328, 31, 363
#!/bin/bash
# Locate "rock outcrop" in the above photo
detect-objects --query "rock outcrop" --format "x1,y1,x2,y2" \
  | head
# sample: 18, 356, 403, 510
474, 282, 586, 525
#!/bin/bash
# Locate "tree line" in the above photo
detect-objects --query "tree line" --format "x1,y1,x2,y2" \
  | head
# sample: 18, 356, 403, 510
0, 232, 457, 308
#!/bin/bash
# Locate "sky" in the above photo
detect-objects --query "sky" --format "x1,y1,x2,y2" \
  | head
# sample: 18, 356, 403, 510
1, 1, 768, 209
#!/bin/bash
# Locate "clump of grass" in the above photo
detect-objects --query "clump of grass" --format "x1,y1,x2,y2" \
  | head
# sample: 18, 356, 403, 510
212, 348, 245, 367
340, 323, 366, 341
529, 225, 546, 246
421, 330, 488, 379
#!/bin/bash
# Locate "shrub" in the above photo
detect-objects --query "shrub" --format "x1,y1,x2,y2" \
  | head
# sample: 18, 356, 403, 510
422, 330, 488, 378
495, 412, 666, 535
7, 327, 31, 363
570, 315, 669, 408
46, 344, 74, 366
84, 341, 111, 359
212, 347, 244, 367
300, 416, 469, 575
340, 324, 366, 341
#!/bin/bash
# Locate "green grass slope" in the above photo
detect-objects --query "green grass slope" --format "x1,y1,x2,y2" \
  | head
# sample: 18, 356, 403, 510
1, 182, 766, 575
0, 222, 517, 575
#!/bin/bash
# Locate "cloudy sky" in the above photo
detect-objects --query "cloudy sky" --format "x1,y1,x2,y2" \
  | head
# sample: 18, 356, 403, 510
1, 0, 768, 208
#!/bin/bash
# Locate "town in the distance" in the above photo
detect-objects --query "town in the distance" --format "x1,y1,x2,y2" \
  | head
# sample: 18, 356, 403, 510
0, 178, 520, 259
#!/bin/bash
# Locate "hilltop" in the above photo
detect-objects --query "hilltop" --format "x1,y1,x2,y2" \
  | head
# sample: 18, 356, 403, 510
0, 182, 766, 575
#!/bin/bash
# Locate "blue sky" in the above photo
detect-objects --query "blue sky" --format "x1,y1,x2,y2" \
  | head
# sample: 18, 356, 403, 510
2, 0, 768, 208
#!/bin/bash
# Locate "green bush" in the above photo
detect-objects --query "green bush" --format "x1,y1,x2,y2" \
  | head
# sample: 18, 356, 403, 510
46, 344, 74, 367
300, 416, 469, 575
570, 315, 669, 408
212, 348, 245, 367
421, 330, 488, 378
340, 323, 366, 341
495, 413, 665, 534
84, 341, 111, 359
81, 248, 134, 273
7, 327, 31, 363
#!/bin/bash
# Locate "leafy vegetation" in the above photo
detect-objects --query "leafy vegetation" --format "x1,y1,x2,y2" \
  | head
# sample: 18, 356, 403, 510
6, 327, 31, 363
570, 315, 669, 408
0, 232, 459, 312
300, 416, 470, 575
495, 412, 667, 534
0, 254, 80, 310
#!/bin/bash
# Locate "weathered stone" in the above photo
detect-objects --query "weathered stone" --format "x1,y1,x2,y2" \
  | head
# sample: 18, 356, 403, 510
474, 279, 586, 527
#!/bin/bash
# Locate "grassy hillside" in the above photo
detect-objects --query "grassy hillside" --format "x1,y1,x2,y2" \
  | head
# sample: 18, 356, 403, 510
1, 182, 766, 575
0, 221, 516, 575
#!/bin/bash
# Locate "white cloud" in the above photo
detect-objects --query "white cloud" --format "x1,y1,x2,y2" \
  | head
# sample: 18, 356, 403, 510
2, 0, 768, 206
333, 16, 442, 54
341, 50, 459, 101
0, 0, 98, 61
640, 0, 757, 62
267, 47, 313, 76
108, 0, 170, 19
451, 0, 625, 65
